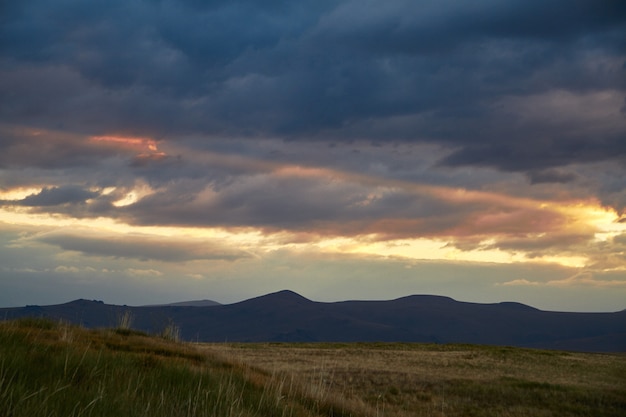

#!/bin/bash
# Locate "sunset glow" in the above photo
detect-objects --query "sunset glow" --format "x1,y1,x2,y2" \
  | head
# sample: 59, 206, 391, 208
0, 188, 44, 201
0, 175, 621, 272
90, 135, 159, 152
1, 0, 624, 311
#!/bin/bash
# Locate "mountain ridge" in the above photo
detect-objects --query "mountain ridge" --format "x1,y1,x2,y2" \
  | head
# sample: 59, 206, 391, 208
142, 299, 221, 307
1, 291, 624, 352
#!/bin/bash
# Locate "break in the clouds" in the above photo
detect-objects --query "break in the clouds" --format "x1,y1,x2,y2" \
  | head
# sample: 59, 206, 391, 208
1, 0, 625, 310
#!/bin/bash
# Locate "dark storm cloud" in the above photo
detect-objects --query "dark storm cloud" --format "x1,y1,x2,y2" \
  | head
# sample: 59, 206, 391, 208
1, 0, 625, 173
527, 169, 578, 185
109, 171, 478, 238
120, 175, 400, 230
105, 167, 581, 243
17, 185, 98, 207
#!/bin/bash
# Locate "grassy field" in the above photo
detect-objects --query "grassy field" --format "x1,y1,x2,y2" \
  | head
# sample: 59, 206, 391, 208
205, 342, 626, 416
1, 318, 624, 417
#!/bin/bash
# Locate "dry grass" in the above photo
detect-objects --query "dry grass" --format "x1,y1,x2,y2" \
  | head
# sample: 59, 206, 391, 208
0, 319, 327, 417
2, 318, 624, 417
201, 342, 626, 416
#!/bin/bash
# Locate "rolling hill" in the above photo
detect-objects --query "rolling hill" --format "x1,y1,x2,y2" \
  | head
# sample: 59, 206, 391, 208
1, 290, 624, 352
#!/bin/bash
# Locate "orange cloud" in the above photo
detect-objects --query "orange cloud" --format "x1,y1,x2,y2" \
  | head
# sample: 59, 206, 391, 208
90, 135, 157, 150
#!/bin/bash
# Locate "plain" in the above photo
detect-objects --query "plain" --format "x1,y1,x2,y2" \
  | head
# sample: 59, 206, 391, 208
1, 318, 624, 417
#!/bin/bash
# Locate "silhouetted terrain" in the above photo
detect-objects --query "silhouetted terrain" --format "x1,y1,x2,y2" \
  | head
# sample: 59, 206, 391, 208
142, 299, 221, 307
2, 290, 624, 352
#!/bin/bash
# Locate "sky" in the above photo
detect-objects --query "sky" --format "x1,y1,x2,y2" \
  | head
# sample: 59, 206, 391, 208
1, 0, 625, 311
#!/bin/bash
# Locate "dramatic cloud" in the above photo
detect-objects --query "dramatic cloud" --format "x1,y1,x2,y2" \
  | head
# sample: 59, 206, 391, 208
3, 1, 624, 168
16, 186, 99, 207
34, 231, 251, 262
1, 0, 625, 310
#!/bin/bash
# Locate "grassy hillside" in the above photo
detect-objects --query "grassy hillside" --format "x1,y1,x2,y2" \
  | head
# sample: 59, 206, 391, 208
1, 319, 624, 417
0, 318, 352, 417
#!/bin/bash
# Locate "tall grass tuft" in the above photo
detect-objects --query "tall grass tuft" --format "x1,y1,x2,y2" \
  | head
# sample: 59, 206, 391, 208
160, 319, 181, 342
116, 310, 134, 330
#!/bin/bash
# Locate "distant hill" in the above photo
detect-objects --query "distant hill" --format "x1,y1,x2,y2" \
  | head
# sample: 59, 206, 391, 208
1, 290, 624, 352
142, 299, 221, 307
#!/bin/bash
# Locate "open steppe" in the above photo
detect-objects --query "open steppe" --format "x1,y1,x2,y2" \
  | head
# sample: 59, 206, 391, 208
1, 318, 624, 416
203, 342, 626, 416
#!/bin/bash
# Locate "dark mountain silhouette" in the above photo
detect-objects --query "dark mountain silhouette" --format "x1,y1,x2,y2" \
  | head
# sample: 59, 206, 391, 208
142, 299, 221, 307
1, 290, 624, 352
